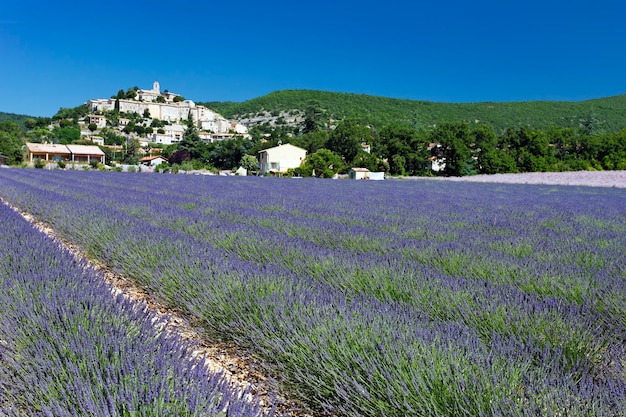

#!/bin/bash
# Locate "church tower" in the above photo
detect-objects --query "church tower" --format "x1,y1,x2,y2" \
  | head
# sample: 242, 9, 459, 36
153, 81, 160, 94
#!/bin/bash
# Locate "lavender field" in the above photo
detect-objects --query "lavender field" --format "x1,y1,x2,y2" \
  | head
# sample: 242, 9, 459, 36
0, 188, 272, 416
0, 168, 624, 416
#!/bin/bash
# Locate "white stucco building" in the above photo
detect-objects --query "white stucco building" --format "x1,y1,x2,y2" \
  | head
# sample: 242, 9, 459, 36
258, 143, 307, 175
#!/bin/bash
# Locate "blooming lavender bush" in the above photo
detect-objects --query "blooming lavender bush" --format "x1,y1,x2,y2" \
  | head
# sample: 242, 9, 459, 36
0, 201, 272, 416
0, 168, 624, 416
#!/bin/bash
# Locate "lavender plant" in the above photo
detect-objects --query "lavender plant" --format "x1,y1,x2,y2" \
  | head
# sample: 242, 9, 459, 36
0, 168, 624, 416
0, 201, 273, 416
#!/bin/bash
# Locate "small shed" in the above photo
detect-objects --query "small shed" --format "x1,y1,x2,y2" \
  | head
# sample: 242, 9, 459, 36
349, 167, 370, 180
0, 155, 8, 165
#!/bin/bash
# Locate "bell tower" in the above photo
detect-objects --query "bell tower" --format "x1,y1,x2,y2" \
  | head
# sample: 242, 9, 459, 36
153, 81, 160, 93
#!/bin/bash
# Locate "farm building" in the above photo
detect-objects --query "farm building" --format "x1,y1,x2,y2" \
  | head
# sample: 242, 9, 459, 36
349, 167, 370, 180
349, 168, 385, 180
258, 143, 307, 175
25, 143, 105, 164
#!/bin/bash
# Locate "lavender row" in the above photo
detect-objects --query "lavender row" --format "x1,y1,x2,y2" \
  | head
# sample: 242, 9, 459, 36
0, 200, 272, 416
0, 168, 624, 416
22, 169, 622, 363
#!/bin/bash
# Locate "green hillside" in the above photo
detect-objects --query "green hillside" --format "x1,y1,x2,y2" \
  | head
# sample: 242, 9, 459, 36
0, 112, 36, 130
201, 90, 626, 132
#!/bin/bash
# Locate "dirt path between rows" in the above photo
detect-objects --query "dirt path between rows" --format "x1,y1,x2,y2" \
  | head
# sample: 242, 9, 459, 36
2, 198, 315, 417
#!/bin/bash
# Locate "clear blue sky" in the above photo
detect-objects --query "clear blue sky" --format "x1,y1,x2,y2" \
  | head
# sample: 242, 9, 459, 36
1, 0, 625, 117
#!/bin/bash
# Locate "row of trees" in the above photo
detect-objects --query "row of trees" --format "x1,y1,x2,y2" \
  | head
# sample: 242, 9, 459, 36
2, 108, 626, 176
155, 116, 626, 178
258, 119, 626, 177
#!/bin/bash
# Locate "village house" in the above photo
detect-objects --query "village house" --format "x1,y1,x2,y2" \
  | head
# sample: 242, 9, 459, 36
164, 124, 186, 142
88, 114, 107, 129
25, 143, 105, 165
150, 133, 175, 145
87, 135, 105, 146
65, 145, 106, 164
25, 143, 71, 163
258, 143, 307, 175
140, 155, 168, 167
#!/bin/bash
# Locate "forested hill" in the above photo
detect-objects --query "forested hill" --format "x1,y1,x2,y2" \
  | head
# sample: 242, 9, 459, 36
0, 112, 33, 130
200, 90, 626, 133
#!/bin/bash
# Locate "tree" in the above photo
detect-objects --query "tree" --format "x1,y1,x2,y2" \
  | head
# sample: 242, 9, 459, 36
169, 149, 191, 165
326, 119, 372, 164
0, 130, 24, 165
579, 110, 605, 136
123, 138, 141, 164
352, 151, 386, 172
377, 124, 413, 160
88, 123, 98, 132
51, 126, 80, 144
59, 119, 74, 128
472, 124, 509, 174
208, 138, 252, 170
293, 130, 329, 154
429, 122, 474, 176
300, 148, 344, 178
27, 127, 51, 143
302, 100, 326, 133
389, 154, 406, 176
239, 154, 258, 172
178, 123, 208, 161
24, 118, 37, 130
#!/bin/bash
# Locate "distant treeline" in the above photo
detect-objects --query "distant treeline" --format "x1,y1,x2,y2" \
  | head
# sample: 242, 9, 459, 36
251, 120, 626, 177
200, 89, 626, 133
2, 89, 626, 175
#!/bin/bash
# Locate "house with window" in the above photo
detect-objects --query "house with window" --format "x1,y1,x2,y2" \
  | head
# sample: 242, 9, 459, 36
140, 155, 168, 167
88, 114, 107, 129
258, 143, 307, 175
87, 135, 105, 146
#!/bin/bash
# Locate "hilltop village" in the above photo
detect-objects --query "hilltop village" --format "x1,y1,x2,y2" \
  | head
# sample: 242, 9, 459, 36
86, 81, 249, 146
19, 82, 325, 176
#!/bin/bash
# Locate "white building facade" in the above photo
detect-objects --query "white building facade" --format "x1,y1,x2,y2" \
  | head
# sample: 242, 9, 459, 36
258, 143, 307, 175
